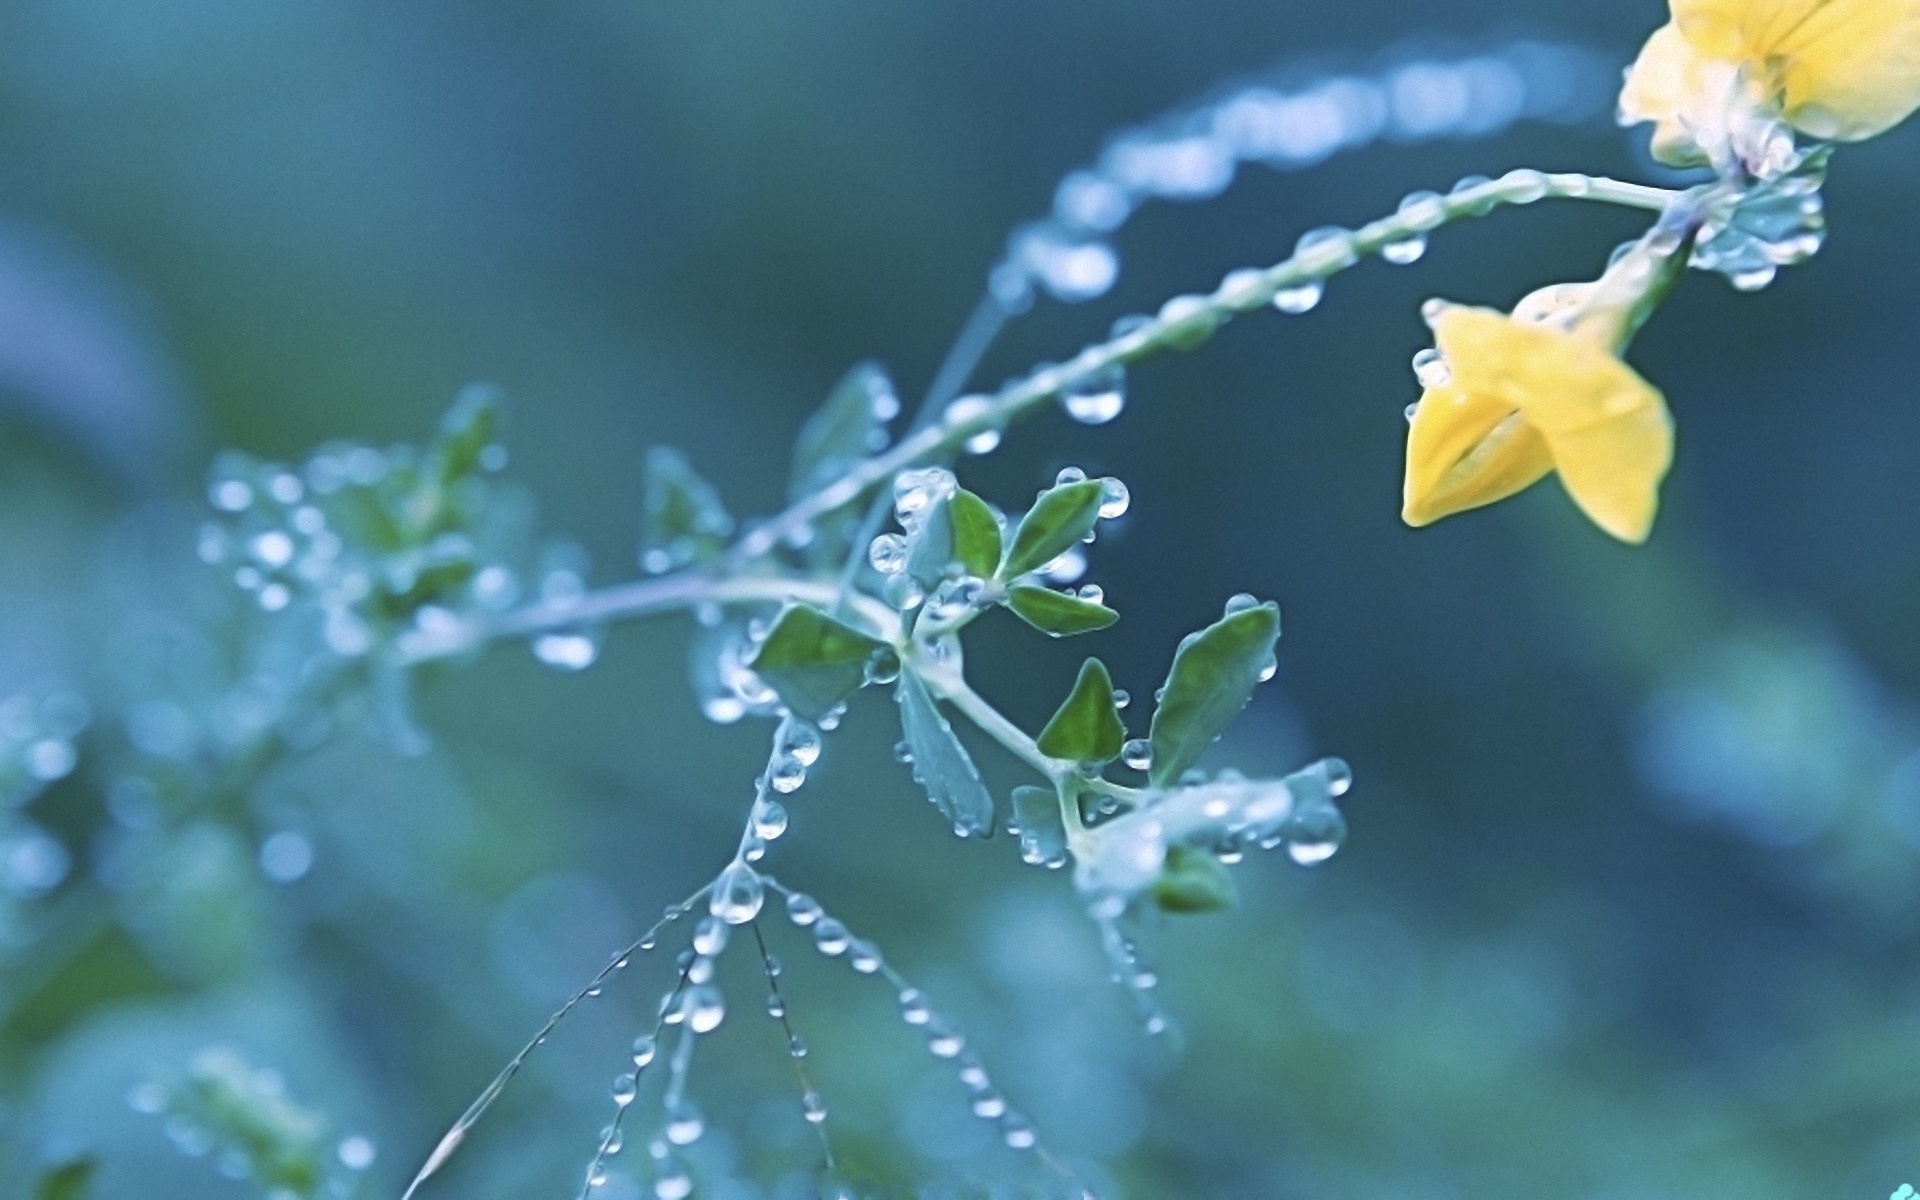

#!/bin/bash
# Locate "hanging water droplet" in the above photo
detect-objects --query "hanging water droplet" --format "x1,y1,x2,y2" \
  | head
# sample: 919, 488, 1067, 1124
785, 892, 823, 926
1411, 348, 1452, 389
1121, 739, 1153, 771
965, 428, 1001, 455
600, 1126, 625, 1156
1093, 478, 1131, 521
898, 988, 931, 1025
1060, 363, 1127, 424
1000, 1112, 1038, 1149
1396, 190, 1448, 230
1271, 280, 1323, 314
926, 1024, 965, 1058
654, 1167, 693, 1200
710, 861, 765, 925
1257, 654, 1278, 683
1380, 234, 1427, 265
893, 468, 955, 526
802, 1090, 828, 1124
687, 955, 714, 986
848, 940, 883, 974
664, 1099, 705, 1146
1325, 756, 1353, 797
683, 985, 726, 1034
868, 534, 908, 575
788, 1033, 809, 1058
611, 1074, 638, 1107
766, 992, 786, 1019
692, 915, 730, 956
812, 918, 851, 956
1294, 226, 1358, 271
883, 573, 924, 611
1072, 584, 1105, 606
750, 797, 789, 841
970, 1090, 1007, 1119
1055, 466, 1088, 486
769, 753, 806, 793
1731, 265, 1777, 291
1404, 401, 1421, 423
1040, 546, 1087, 584
957, 1059, 989, 1090
532, 631, 600, 671
632, 1035, 657, 1068
1285, 806, 1347, 866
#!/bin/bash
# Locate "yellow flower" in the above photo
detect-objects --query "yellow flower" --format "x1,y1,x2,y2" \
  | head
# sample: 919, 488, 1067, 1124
1401, 292, 1674, 544
1623, 0, 1920, 165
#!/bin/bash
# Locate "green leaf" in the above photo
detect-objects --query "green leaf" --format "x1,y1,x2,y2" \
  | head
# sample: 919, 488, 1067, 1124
1147, 601, 1280, 787
33, 1158, 96, 1200
894, 671, 995, 837
431, 384, 505, 484
789, 362, 894, 500
642, 447, 735, 572
749, 605, 892, 721
948, 489, 1002, 579
1036, 658, 1126, 763
1006, 585, 1119, 637
1001, 480, 1103, 579
1150, 845, 1237, 913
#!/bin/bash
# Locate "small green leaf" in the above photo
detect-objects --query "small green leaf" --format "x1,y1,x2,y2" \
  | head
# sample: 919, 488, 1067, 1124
34, 1158, 96, 1200
643, 447, 735, 572
1147, 601, 1280, 787
1001, 480, 1103, 579
1036, 658, 1126, 763
789, 362, 894, 501
895, 672, 995, 836
431, 384, 505, 484
1150, 845, 1237, 913
949, 489, 1002, 579
749, 605, 892, 721
1006, 585, 1119, 637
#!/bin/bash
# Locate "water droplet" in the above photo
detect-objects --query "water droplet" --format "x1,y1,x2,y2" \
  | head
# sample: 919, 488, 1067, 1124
893, 468, 956, 526
769, 753, 806, 793
1396, 189, 1447, 231
1501, 168, 1549, 203
684, 985, 726, 1034
965, 428, 1001, 455
1380, 234, 1427, 264
692, 915, 730, 955
1404, 401, 1421, 423
1000, 1112, 1037, 1149
1294, 226, 1357, 271
812, 918, 851, 956
943, 394, 995, 432
1325, 756, 1353, 796
1055, 466, 1088, 486
1096, 477, 1130, 519
1271, 281, 1323, 314
1121, 739, 1153, 771
970, 1090, 1007, 1119
532, 631, 600, 671
664, 1099, 705, 1145
1111, 688, 1130, 709
612, 1073, 638, 1107
788, 1033, 809, 1058
868, 534, 908, 575
751, 798, 789, 841
766, 992, 786, 1019
1075, 583, 1105, 605
802, 1090, 828, 1124
1060, 364, 1126, 424
898, 988, 931, 1025
632, 1035, 657, 1068
654, 1167, 693, 1200
1412, 348, 1451, 389
1223, 592, 1260, 616
884, 573, 924, 611
710, 861, 765, 925
927, 1029, 966, 1059
1040, 546, 1087, 584
786, 892, 823, 926
1731, 265, 1777, 291
1257, 655, 1278, 683
848, 939, 883, 974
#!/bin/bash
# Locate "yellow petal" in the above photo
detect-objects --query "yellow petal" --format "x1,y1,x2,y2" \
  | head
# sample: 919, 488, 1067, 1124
1619, 22, 1720, 166
1673, 0, 1920, 139
1401, 381, 1554, 527
1432, 306, 1674, 543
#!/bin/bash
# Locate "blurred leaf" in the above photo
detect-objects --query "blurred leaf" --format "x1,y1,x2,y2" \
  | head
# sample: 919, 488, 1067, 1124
429, 384, 503, 486
789, 362, 894, 501
1001, 480, 1102, 579
642, 446, 735, 572
1036, 658, 1125, 763
1011, 784, 1067, 865
32, 1158, 95, 1200
1006, 585, 1118, 637
1150, 845, 1236, 913
1147, 601, 1280, 787
905, 495, 955, 587
749, 605, 891, 721
949, 489, 1002, 579
894, 672, 994, 837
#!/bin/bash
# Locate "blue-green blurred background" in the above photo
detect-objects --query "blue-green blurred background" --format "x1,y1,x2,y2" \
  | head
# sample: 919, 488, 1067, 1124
4, 2, 1920, 1198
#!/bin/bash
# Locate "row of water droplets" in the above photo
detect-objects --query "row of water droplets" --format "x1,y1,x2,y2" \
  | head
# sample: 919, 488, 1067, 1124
768, 876, 1061, 1167
0, 690, 88, 915
991, 39, 1611, 311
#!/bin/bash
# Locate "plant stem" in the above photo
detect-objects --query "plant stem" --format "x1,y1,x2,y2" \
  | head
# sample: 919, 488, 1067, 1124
730, 170, 1676, 561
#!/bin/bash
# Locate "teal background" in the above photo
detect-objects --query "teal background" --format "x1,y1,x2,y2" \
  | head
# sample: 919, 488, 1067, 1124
3, 2, 1920, 1198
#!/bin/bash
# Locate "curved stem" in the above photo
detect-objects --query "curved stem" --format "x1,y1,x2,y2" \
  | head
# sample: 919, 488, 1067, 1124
730, 171, 1677, 561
